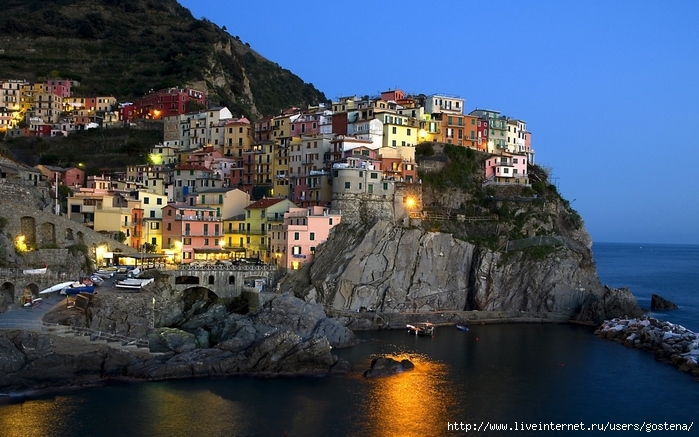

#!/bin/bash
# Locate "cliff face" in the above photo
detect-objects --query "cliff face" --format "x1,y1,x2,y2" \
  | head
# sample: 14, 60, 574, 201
292, 221, 641, 324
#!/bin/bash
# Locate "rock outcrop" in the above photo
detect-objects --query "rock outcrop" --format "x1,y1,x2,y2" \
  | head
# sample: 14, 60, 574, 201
651, 294, 679, 310
290, 221, 641, 323
595, 317, 699, 377
0, 293, 355, 394
363, 356, 415, 378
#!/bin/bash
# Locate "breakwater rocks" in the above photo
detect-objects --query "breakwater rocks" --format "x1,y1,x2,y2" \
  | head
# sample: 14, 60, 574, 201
595, 317, 699, 378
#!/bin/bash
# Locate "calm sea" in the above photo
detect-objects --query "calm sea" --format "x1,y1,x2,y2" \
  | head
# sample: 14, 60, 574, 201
1, 243, 697, 437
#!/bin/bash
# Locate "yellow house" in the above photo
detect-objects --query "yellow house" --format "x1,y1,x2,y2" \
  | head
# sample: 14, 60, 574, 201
243, 197, 297, 262
223, 212, 247, 260
223, 117, 254, 158
272, 139, 291, 198
197, 187, 250, 219
379, 112, 418, 148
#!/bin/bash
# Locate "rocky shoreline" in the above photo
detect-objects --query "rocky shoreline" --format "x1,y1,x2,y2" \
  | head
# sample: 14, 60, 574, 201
0, 293, 356, 396
595, 317, 699, 378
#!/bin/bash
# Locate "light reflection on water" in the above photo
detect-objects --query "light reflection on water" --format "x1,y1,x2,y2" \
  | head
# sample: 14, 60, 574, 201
361, 353, 454, 437
0, 395, 82, 437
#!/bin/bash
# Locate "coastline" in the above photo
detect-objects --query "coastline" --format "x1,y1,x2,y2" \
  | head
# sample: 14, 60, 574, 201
330, 308, 577, 330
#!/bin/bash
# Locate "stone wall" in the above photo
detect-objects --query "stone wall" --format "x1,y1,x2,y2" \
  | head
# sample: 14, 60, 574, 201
1, 199, 135, 261
331, 182, 422, 226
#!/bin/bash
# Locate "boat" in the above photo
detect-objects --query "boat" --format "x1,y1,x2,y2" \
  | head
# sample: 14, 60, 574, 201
60, 283, 96, 295
39, 281, 76, 294
406, 322, 435, 336
115, 278, 154, 290
456, 324, 469, 332
89, 275, 105, 286
94, 268, 116, 279
23, 267, 47, 275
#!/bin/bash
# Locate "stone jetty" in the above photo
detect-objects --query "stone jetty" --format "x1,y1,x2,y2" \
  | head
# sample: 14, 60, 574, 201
595, 317, 699, 378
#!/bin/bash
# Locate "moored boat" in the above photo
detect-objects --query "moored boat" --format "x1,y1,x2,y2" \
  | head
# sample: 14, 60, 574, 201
94, 268, 116, 279
60, 283, 96, 295
115, 278, 154, 290
456, 324, 469, 332
40, 281, 76, 294
406, 322, 435, 336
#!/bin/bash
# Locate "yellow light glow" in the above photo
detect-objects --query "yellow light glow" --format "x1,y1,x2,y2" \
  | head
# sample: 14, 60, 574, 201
149, 153, 163, 165
405, 197, 416, 209
15, 235, 28, 253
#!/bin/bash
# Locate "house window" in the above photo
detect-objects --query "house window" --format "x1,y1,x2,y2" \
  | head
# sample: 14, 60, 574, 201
156, 198, 162, 205
383, 182, 388, 190
143, 197, 150, 204
392, 126, 396, 134
292, 246, 302, 255
310, 232, 315, 241
329, 218, 333, 225
294, 232, 300, 240
310, 246, 316, 255
344, 182, 350, 189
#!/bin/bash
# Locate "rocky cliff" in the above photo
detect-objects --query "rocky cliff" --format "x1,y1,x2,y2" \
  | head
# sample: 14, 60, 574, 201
286, 220, 641, 325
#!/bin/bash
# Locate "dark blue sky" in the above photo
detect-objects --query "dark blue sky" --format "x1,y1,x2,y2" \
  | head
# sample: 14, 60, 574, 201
179, 0, 699, 245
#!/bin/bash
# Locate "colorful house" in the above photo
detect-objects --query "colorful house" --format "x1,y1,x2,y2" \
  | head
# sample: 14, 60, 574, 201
161, 204, 224, 264
270, 206, 342, 270
483, 153, 529, 186
243, 197, 297, 262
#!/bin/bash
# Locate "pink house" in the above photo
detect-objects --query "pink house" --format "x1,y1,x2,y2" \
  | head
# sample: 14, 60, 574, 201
270, 206, 341, 270
45, 79, 71, 98
64, 167, 86, 187
483, 153, 529, 185
161, 204, 224, 263
290, 113, 322, 136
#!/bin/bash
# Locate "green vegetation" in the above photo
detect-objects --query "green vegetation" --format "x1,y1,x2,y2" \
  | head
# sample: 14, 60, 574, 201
0, 0, 328, 118
6, 128, 162, 171
417, 145, 584, 251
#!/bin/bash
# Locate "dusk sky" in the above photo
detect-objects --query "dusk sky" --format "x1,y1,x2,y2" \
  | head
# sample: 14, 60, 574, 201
179, 0, 699, 245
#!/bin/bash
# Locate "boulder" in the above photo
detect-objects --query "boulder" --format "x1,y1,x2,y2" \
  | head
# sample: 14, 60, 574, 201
576, 286, 643, 325
651, 294, 679, 310
363, 356, 415, 378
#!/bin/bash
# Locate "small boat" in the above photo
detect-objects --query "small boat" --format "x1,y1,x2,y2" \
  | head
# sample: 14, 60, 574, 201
90, 275, 105, 286
406, 322, 435, 336
23, 267, 47, 275
456, 324, 469, 332
60, 283, 96, 296
40, 281, 76, 294
94, 268, 116, 279
115, 278, 154, 290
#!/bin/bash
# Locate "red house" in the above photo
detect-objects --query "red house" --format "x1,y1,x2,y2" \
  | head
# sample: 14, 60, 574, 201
131, 88, 207, 121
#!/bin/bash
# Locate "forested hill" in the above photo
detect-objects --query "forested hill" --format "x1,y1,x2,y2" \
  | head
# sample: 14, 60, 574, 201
0, 0, 328, 118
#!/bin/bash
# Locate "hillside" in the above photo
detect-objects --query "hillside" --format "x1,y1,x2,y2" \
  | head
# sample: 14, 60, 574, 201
0, 0, 328, 118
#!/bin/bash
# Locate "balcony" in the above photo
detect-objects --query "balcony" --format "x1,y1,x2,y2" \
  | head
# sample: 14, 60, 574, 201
182, 231, 224, 237
175, 214, 221, 222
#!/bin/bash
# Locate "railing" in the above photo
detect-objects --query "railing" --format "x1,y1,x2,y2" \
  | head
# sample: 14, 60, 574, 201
183, 231, 223, 237
177, 264, 277, 271
176, 215, 221, 221
0, 320, 150, 348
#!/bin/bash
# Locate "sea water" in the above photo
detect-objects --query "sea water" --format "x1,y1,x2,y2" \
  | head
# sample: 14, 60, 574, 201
1, 243, 697, 436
